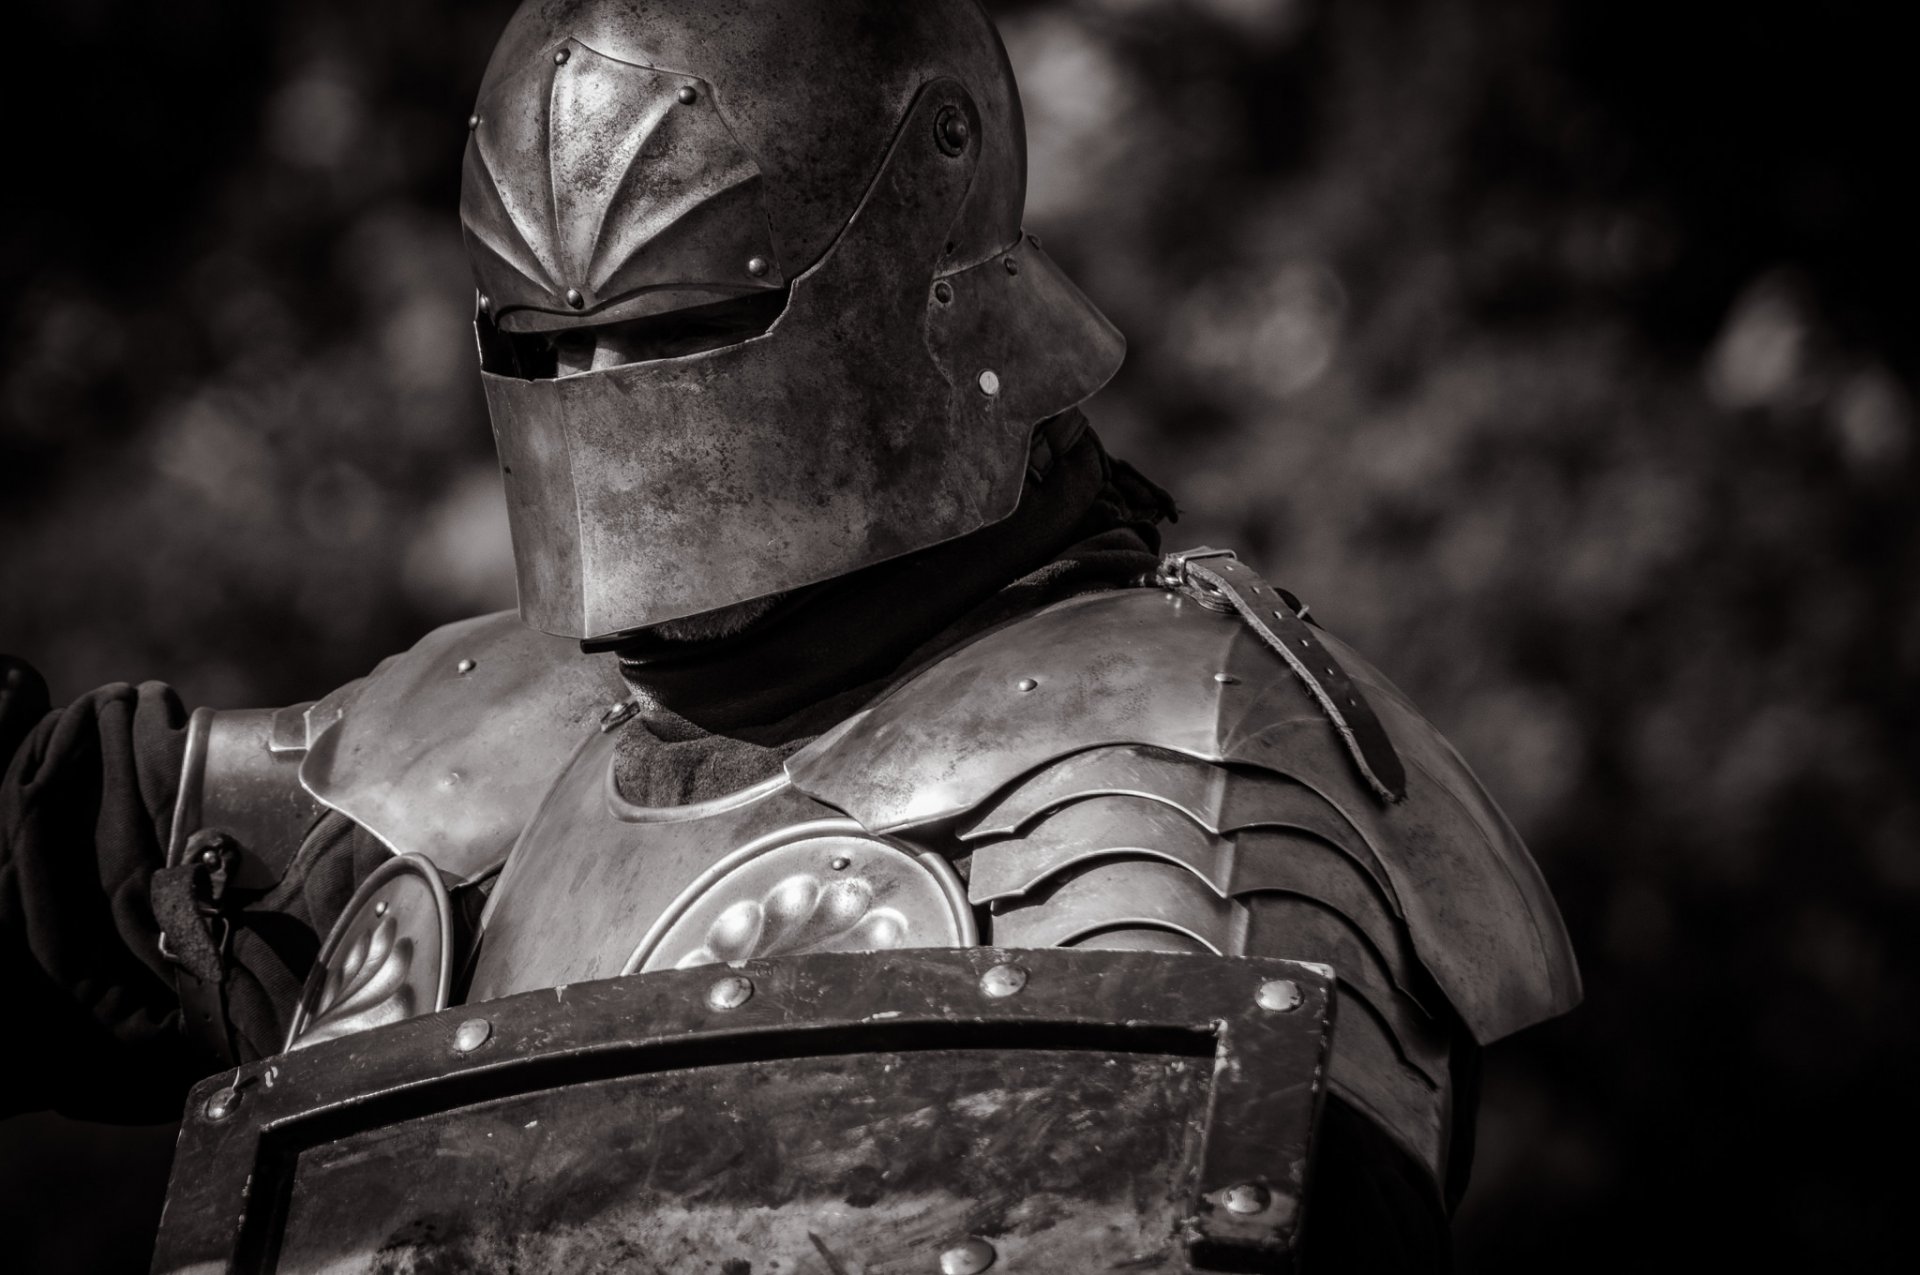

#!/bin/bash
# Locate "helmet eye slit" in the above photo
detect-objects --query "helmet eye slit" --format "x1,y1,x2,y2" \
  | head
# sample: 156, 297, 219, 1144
482, 288, 792, 381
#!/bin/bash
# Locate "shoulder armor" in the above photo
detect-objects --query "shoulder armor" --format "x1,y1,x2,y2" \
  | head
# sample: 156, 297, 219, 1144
298, 611, 628, 881
166, 703, 326, 886
787, 584, 1581, 1044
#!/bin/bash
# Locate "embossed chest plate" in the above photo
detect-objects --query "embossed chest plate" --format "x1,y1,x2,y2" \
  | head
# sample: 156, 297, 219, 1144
466, 729, 973, 1002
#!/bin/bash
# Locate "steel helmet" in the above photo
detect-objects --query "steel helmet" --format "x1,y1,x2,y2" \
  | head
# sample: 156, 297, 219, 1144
463, 0, 1123, 640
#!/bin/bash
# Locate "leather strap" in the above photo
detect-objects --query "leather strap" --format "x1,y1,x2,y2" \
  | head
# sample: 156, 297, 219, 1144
1160, 548, 1407, 803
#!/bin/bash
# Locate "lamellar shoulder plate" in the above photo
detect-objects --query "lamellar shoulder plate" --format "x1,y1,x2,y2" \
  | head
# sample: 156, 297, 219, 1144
788, 584, 1582, 1046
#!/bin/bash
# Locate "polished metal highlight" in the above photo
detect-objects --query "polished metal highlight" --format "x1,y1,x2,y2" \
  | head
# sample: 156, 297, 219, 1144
624, 821, 976, 976
202, 1087, 239, 1122
452, 1018, 493, 1053
939, 1237, 997, 1274
1257, 979, 1304, 1013
978, 963, 1027, 998
705, 975, 754, 1012
285, 854, 456, 1052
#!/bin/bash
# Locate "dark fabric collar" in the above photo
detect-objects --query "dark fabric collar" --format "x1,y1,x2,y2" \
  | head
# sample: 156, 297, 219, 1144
610, 420, 1176, 808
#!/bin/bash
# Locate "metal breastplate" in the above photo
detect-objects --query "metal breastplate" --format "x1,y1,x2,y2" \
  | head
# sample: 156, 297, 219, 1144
463, 730, 977, 1002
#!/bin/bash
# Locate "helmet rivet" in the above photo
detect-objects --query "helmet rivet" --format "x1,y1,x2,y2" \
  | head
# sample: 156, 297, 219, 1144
977, 369, 1000, 396
1015, 677, 1038, 692
467, 114, 480, 131
477, 294, 491, 315
707, 975, 754, 1011
1003, 257, 1020, 276
1027, 232, 1042, 248
565, 287, 584, 308
554, 47, 570, 65
934, 105, 969, 156
203, 1087, 240, 1122
932, 281, 953, 305
457, 657, 476, 674
677, 85, 697, 105
746, 256, 769, 278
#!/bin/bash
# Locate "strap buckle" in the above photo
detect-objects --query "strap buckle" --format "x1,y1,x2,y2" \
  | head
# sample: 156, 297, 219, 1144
1156, 546, 1239, 611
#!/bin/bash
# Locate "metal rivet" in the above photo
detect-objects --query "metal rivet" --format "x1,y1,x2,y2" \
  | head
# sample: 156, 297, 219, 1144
934, 106, 970, 156
601, 700, 638, 731
373, 900, 388, 916
932, 280, 953, 304
1003, 257, 1019, 276
977, 369, 1000, 396
1256, 978, 1303, 1013
939, 1237, 997, 1275
1026, 232, 1042, 248
1015, 676, 1037, 692
676, 85, 697, 105
1222, 1182, 1272, 1215
565, 287, 584, 308
830, 856, 851, 871
457, 657, 476, 674
746, 255, 769, 278
478, 294, 491, 315
979, 964, 1027, 998
554, 47, 570, 64
467, 114, 480, 131
452, 1018, 492, 1053
1213, 672, 1238, 684
203, 1087, 239, 1122
198, 844, 222, 866
707, 975, 754, 1011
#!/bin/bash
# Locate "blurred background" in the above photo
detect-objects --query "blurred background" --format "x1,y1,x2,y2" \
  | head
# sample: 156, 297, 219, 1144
2, 0, 1913, 1269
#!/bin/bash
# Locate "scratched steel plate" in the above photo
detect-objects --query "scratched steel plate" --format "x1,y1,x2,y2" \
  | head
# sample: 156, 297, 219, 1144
272, 1048, 1207, 1273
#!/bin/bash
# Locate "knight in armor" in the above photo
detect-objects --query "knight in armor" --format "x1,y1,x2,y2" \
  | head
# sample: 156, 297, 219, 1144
0, 2, 1578, 1269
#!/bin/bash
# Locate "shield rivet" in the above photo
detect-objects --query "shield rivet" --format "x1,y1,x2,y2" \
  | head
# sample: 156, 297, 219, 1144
1256, 978, 1303, 1013
467, 114, 480, 131
830, 856, 852, 871
565, 287, 584, 308
940, 1237, 996, 1274
203, 1087, 240, 1122
746, 256, 769, 278
676, 85, 697, 105
1015, 676, 1037, 692
1003, 256, 1020, 276
457, 657, 476, 674
977, 369, 1000, 396
933, 281, 953, 304
1214, 671, 1238, 684
707, 974, 754, 1011
979, 964, 1027, 998
1223, 1182, 1272, 1215
452, 1018, 493, 1053
554, 47, 570, 65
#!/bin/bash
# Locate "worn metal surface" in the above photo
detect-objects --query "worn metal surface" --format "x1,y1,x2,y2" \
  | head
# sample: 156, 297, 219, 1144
469, 733, 856, 1000
626, 820, 976, 974
466, 0, 1024, 314
788, 584, 1581, 1044
465, 44, 784, 332
284, 854, 454, 1052
152, 949, 1335, 1275
165, 706, 323, 889
299, 611, 624, 882
480, 70, 1121, 637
